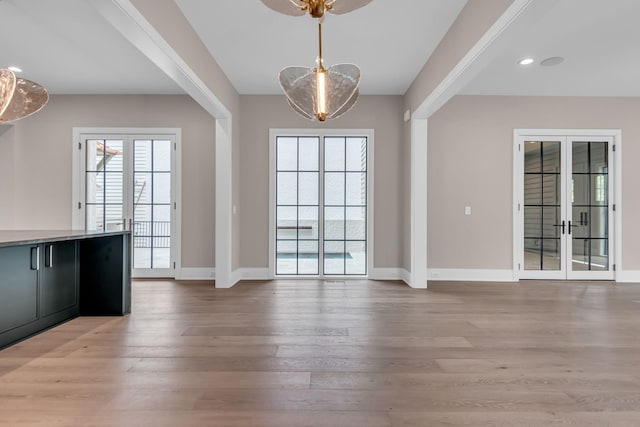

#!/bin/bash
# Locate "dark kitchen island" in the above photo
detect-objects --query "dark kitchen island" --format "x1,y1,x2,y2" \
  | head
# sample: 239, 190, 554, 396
0, 230, 131, 349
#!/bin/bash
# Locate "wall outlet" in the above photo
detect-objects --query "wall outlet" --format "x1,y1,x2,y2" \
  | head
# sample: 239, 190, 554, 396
464, 206, 471, 215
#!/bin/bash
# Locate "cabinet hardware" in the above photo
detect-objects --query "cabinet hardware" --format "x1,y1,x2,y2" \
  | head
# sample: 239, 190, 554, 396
30, 246, 40, 270
45, 245, 53, 268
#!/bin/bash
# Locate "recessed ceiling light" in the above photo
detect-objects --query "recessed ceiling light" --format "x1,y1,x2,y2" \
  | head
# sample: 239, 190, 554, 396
518, 58, 534, 66
540, 56, 564, 67
8, 66, 22, 73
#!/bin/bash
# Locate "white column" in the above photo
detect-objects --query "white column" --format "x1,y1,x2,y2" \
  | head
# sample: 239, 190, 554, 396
410, 118, 428, 289
215, 118, 234, 288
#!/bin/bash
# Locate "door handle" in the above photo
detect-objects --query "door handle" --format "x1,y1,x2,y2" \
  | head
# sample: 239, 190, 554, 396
553, 220, 566, 234
568, 220, 573, 235
30, 246, 40, 270
44, 244, 53, 268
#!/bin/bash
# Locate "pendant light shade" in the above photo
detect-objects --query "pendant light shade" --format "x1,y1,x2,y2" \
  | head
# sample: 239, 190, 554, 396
0, 69, 17, 119
279, 63, 359, 121
0, 68, 49, 123
278, 20, 361, 122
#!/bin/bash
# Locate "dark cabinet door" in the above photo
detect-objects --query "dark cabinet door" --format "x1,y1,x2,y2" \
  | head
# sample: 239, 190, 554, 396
0, 245, 39, 334
40, 241, 78, 318
80, 235, 128, 315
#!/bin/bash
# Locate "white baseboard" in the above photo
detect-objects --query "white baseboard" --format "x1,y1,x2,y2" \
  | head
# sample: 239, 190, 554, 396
175, 268, 215, 280
158, 266, 640, 284
228, 269, 242, 287
400, 268, 411, 285
617, 270, 640, 283
370, 268, 403, 280
370, 268, 412, 286
427, 269, 516, 282
238, 268, 271, 280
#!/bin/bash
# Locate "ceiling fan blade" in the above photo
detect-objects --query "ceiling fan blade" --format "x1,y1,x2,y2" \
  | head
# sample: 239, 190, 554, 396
259, 0, 307, 16
327, 0, 373, 15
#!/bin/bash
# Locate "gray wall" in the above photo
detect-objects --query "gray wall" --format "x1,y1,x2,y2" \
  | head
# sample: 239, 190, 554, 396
0, 94, 216, 269
238, 95, 405, 270
428, 95, 640, 271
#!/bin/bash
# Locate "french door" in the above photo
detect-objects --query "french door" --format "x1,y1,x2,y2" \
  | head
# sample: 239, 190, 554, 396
271, 130, 372, 277
78, 132, 178, 278
516, 133, 615, 280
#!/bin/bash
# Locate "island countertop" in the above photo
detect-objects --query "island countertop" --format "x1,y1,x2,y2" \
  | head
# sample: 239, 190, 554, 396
0, 229, 130, 247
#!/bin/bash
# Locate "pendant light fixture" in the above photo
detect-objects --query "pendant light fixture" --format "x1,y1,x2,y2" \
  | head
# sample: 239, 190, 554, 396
279, 21, 359, 121
260, 0, 372, 122
0, 68, 49, 123
260, 0, 373, 18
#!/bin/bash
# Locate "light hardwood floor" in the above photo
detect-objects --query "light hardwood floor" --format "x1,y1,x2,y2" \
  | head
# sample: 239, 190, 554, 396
1, 279, 640, 426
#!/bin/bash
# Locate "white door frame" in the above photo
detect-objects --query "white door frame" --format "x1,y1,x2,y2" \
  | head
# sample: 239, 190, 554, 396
268, 128, 374, 279
513, 129, 622, 281
72, 127, 182, 279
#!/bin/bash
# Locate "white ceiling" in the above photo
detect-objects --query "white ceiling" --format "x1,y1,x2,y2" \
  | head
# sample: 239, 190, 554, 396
461, 0, 640, 96
175, 0, 468, 95
0, 0, 184, 94
2, 0, 639, 99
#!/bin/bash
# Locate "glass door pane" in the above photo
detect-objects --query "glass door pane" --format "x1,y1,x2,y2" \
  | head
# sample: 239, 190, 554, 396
519, 134, 615, 280
571, 141, 609, 272
85, 139, 124, 231
275, 137, 320, 275
274, 134, 368, 277
133, 139, 172, 270
82, 133, 177, 278
323, 137, 367, 275
523, 141, 562, 271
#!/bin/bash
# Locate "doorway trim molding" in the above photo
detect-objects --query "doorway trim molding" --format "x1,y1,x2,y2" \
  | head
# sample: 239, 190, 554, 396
512, 128, 622, 281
